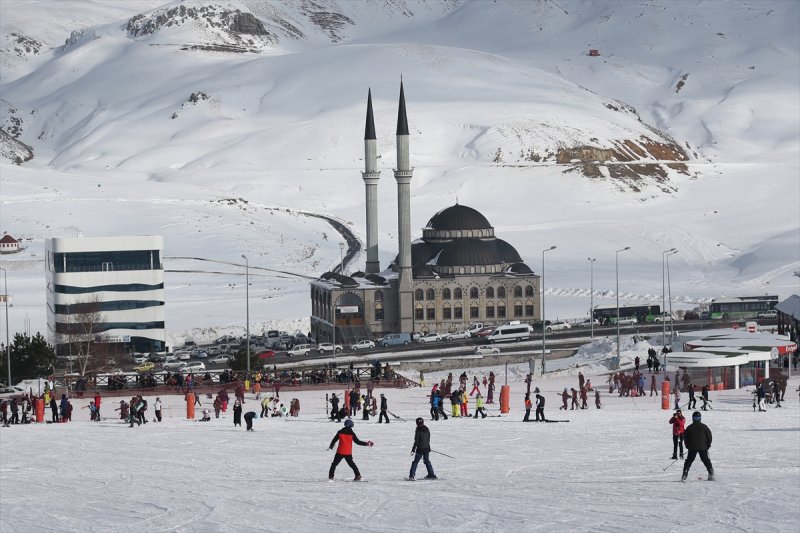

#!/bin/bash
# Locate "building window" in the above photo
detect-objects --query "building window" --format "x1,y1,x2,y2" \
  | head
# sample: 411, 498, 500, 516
498, 305, 506, 318
415, 289, 424, 301
375, 290, 383, 302
426, 308, 435, 320
486, 287, 495, 298
454, 288, 463, 299
525, 285, 534, 297
443, 307, 452, 319
454, 306, 463, 319
426, 288, 435, 300
415, 308, 424, 320
486, 306, 495, 318
497, 286, 506, 298
469, 287, 479, 299
525, 304, 534, 316
470, 306, 480, 319
375, 307, 384, 321
514, 305, 523, 317
514, 286, 523, 297
443, 288, 451, 300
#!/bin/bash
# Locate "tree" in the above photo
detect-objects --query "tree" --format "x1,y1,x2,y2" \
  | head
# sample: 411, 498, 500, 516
61, 297, 104, 377
0, 332, 56, 384
228, 347, 259, 373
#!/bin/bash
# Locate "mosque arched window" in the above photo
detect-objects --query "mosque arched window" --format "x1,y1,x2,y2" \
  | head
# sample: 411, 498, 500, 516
469, 287, 479, 299
415, 289, 424, 301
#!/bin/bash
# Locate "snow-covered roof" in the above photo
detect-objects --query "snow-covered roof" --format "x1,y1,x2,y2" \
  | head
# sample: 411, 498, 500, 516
775, 294, 800, 321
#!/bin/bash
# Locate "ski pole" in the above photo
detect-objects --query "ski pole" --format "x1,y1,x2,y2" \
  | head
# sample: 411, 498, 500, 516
663, 459, 678, 471
430, 449, 455, 459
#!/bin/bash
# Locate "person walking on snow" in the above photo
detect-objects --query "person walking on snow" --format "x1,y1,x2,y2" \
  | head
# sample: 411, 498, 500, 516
154, 397, 162, 422
674, 387, 681, 411
650, 374, 658, 396
559, 388, 569, 410
378, 394, 389, 424
328, 419, 373, 481
570, 388, 579, 410
594, 389, 601, 409
523, 393, 532, 422
669, 409, 686, 460
681, 411, 714, 482
470, 376, 481, 396
474, 393, 487, 419
409, 417, 437, 480
687, 384, 697, 410
535, 389, 546, 421
233, 399, 242, 427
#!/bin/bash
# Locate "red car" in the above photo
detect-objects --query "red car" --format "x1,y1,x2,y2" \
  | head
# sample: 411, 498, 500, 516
474, 327, 495, 337
256, 350, 276, 359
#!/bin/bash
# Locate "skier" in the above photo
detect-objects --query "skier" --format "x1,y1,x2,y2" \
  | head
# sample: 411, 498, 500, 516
378, 393, 389, 424
650, 374, 658, 396
523, 393, 532, 422
49, 394, 59, 423
687, 384, 696, 410
436, 389, 448, 420
681, 411, 714, 482
329, 394, 340, 421
594, 389, 601, 409
535, 389, 546, 422
756, 382, 766, 411
570, 388, 578, 410
674, 387, 681, 411
261, 396, 270, 418
328, 419, 373, 481
409, 417, 437, 480
470, 376, 481, 396
233, 399, 242, 427
430, 389, 440, 421
94, 392, 102, 419
771, 381, 782, 408
669, 409, 686, 460
474, 392, 487, 419
154, 397, 162, 422
361, 395, 370, 421
634, 356, 640, 372
244, 411, 256, 431
213, 396, 221, 419
559, 388, 569, 410
450, 389, 461, 417
115, 400, 129, 421
579, 387, 588, 409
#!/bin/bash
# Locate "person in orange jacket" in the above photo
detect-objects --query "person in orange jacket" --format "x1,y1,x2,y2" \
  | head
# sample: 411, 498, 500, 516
523, 393, 532, 422
328, 419, 373, 481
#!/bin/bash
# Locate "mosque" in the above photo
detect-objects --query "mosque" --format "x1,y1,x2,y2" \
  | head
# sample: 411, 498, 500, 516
309, 83, 540, 344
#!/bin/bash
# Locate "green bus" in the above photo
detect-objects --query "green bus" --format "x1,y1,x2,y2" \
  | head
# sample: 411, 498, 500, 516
704, 296, 778, 320
593, 304, 661, 325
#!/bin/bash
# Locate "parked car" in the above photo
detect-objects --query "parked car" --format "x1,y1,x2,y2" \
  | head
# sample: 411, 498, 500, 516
610, 317, 638, 326
467, 323, 485, 336
418, 332, 443, 343
683, 311, 700, 321
287, 344, 312, 357
175, 352, 191, 361
445, 331, 470, 340
133, 361, 155, 373
163, 361, 187, 371
206, 346, 221, 356
193, 350, 209, 359
474, 327, 495, 338
163, 354, 177, 363
179, 362, 206, 373
317, 343, 343, 354
0, 385, 27, 400
575, 318, 600, 328
530, 320, 552, 330
756, 310, 778, 319
209, 355, 230, 365
256, 350, 277, 360
351, 340, 376, 351
131, 353, 148, 365
651, 313, 674, 323
545, 322, 571, 333
376, 333, 411, 347
215, 335, 236, 345
474, 345, 501, 356
294, 333, 309, 345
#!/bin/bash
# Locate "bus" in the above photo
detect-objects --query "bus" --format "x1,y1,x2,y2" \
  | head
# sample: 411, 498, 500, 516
593, 304, 661, 325
704, 296, 778, 320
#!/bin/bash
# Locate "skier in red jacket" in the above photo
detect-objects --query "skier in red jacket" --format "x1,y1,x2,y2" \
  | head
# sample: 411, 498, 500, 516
328, 419, 373, 481
668, 409, 686, 460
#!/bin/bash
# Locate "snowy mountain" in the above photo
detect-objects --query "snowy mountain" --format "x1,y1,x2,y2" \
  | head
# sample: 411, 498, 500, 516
0, 0, 798, 341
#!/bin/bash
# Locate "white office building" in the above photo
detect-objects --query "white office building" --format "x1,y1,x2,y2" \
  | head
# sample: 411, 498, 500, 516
45, 235, 165, 354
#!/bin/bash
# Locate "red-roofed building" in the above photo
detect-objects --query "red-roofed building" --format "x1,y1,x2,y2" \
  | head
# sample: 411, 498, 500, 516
0, 234, 19, 254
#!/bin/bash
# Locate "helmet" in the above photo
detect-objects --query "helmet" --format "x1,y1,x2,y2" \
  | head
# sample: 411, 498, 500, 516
692, 411, 702, 421
415, 417, 424, 425
344, 419, 354, 428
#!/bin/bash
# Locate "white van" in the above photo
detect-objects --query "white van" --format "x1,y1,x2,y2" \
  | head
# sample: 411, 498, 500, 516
487, 324, 531, 343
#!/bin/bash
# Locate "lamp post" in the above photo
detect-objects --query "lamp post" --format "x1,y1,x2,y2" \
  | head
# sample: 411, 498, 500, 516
615, 247, 631, 359
241, 254, 250, 375
666, 250, 678, 344
541, 245, 556, 374
662, 248, 677, 347
0, 267, 9, 387
587, 257, 596, 341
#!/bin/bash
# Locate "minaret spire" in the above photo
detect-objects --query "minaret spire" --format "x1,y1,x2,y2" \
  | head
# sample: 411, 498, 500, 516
396, 80, 409, 136
362, 88, 380, 274
394, 79, 413, 334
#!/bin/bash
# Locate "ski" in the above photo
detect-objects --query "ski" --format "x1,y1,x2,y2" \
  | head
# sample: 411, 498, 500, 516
388, 411, 407, 422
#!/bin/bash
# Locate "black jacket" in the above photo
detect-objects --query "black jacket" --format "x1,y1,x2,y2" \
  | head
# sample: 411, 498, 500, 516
535, 394, 545, 408
683, 421, 712, 451
380, 397, 388, 410
412, 425, 431, 453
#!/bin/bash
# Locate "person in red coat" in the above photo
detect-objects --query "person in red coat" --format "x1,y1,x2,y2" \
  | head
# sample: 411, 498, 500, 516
328, 419, 373, 481
669, 409, 686, 460
93, 392, 102, 419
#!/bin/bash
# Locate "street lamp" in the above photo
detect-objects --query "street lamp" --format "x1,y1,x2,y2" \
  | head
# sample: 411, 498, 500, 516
241, 254, 250, 375
541, 245, 556, 374
615, 247, 631, 360
662, 248, 677, 347
666, 250, 678, 343
0, 267, 9, 387
587, 258, 596, 341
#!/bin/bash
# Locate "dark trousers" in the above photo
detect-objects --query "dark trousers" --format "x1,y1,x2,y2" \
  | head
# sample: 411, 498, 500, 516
683, 449, 713, 474
474, 407, 486, 419
378, 410, 389, 423
535, 407, 545, 421
523, 408, 530, 422
155, 410, 162, 422
329, 454, 360, 479
409, 451, 434, 478
672, 434, 684, 457
438, 406, 448, 420
244, 413, 255, 430
430, 406, 438, 421
688, 396, 696, 409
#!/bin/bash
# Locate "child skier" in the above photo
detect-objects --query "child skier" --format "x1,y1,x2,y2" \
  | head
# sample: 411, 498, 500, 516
328, 419, 373, 481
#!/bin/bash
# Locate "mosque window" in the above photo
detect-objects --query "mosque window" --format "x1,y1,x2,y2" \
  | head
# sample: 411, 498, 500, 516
497, 286, 506, 298
514, 286, 523, 298
375, 307, 384, 321
469, 287, 479, 299
375, 290, 383, 302
443, 288, 451, 300
454, 306, 463, 319
470, 306, 480, 319
486, 306, 495, 318
497, 304, 506, 318
443, 307, 452, 319
454, 288, 463, 299
426, 308, 435, 320
525, 304, 534, 316
426, 288, 435, 300
415, 308, 424, 320
486, 287, 495, 298
525, 285, 534, 297
415, 289, 424, 301
514, 305, 523, 317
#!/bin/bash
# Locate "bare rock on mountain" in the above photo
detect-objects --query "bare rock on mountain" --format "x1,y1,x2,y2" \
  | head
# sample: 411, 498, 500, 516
0, 129, 34, 165
230, 12, 268, 35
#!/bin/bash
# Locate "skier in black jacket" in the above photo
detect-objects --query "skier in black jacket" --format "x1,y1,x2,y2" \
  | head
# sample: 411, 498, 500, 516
534, 390, 546, 421
681, 411, 714, 481
409, 417, 436, 480
378, 393, 390, 423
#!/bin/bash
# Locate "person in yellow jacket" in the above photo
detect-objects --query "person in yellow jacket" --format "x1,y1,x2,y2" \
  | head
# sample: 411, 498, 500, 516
260, 396, 270, 418
253, 372, 262, 397
474, 393, 487, 419
460, 390, 469, 417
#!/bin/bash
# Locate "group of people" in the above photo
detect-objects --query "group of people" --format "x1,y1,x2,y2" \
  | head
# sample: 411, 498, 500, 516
114, 395, 154, 426
668, 408, 714, 481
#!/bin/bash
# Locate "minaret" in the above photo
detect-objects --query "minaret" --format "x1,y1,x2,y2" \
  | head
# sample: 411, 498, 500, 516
394, 80, 414, 334
362, 89, 381, 274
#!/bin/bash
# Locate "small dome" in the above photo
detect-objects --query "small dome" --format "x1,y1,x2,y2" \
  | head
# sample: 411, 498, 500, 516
426, 204, 492, 231
412, 265, 438, 278
496, 239, 523, 263
506, 262, 533, 274
437, 239, 499, 267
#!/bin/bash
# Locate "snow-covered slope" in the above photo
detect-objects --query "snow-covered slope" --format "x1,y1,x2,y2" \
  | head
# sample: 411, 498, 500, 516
0, 0, 798, 340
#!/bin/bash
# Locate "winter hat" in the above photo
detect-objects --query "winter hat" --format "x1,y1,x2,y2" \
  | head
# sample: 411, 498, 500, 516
692, 411, 702, 421
344, 419, 354, 427
416, 417, 424, 425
